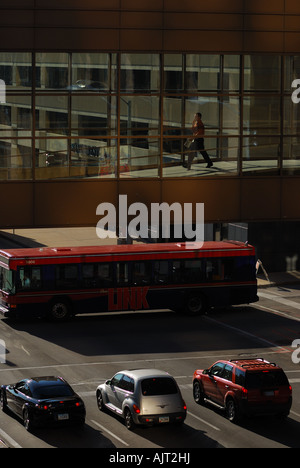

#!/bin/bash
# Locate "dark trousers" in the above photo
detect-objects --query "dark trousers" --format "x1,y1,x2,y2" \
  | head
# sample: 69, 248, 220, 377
187, 138, 212, 169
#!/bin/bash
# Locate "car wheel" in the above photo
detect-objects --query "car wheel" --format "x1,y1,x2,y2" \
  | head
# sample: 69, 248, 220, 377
23, 408, 34, 432
193, 381, 205, 405
225, 398, 239, 423
185, 294, 206, 316
124, 408, 135, 431
96, 391, 106, 412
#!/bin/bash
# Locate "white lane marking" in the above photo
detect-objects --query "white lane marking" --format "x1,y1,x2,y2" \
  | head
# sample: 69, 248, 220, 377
0, 428, 22, 448
187, 411, 221, 431
91, 420, 129, 447
259, 291, 300, 311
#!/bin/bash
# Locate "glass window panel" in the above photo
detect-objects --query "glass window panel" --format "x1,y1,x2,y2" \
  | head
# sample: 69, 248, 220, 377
70, 138, 117, 179
284, 95, 300, 135
221, 96, 240, 135
35, 139, 69, 180
164, 54, 183, 93
186, 55, 221, 92
284, 56, 300, 93
120, 137, 160, 178
243, 96, 281, 135
242, 136, 280, 175
223, 55, 241, 92
120, 96, 159, 136
36, 53, 69, 91
283, 137, 300, 175
36, 95, 68, 136
0, 95, 32, 136
163, 96, 183, 136
244, 56, 281, 92
0, 139, 32, 180
0, 52, 32, 91
120, 54, 160, 93
72, 53, 117, 92
71, 95, 117, 137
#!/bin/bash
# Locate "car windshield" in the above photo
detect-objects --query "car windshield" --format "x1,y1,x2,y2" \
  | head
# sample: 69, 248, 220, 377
141, 377, 178, 396
245, 370, 289, 389
32, 384, 74, 399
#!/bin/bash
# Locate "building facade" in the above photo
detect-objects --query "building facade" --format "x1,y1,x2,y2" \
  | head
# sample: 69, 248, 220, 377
1, 0, 300, 270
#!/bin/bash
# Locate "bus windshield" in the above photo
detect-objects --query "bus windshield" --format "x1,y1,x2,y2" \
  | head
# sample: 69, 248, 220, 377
0, 267, 15, 294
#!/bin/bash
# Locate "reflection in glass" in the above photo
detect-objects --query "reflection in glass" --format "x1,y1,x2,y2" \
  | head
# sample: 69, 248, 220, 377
36, 95, 68, 135
243, 96, 281, 136
120, 137, 160, 178
283, 137, 300, 175
36, 53, 69, 90
0, 95, 32, 135
71, 95, 117, 137
244, 56, 281, 92
164, 55, 183, 93
186, 55, 221, 92
120, 54, 160, 93
242, 136, 280, 175
120, 96, 159, 136
0, 139, 32, 180
72, 53, 117, 92
0, 52, 32, 90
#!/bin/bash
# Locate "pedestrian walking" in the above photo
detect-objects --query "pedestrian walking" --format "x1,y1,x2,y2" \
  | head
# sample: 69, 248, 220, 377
187, 113, 213, 170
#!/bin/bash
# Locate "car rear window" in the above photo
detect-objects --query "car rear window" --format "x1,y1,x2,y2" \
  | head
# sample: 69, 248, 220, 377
32, 384, 75, 399
245, 370, 289, 390
141, 377, 178, 396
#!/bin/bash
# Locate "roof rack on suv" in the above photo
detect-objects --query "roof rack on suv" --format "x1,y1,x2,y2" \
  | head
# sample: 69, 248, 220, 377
229, 358, 277, 368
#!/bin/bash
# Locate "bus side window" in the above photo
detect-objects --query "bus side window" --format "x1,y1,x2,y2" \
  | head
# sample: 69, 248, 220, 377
172, 261, 182, 283
206, 259, 223, 281
19, 266, 42, 290
56, 265, 78, 289
132, 261, 151, 286
183, 260, 204, 283
116, 262, 129, 286
153, 261, 169, 284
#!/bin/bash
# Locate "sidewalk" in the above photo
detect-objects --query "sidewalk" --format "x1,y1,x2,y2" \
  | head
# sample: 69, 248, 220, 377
0, 228, 299, 289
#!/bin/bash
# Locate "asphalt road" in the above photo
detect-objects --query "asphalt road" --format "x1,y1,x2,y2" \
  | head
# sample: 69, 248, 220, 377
0, 236, 300, 449
0, 286, 299, 449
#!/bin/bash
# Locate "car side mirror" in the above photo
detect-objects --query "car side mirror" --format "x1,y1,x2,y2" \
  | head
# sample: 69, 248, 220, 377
105, 379, 111, 386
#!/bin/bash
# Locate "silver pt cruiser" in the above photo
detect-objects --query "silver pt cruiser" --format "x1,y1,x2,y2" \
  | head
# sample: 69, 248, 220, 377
96, 368, 187, 430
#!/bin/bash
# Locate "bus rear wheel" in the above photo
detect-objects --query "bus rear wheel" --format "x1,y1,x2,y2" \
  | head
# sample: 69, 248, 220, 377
184, 294, 206, 316
48, 299, 72, 321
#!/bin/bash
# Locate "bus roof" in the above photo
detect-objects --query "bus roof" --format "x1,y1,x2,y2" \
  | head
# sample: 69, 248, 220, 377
0, 241, 255, 268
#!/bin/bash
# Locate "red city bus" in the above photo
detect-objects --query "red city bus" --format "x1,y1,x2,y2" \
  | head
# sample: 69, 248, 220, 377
0, 242, 258, 321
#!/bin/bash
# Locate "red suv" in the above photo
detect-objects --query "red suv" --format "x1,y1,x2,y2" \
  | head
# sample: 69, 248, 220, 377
193, 358, 292, 423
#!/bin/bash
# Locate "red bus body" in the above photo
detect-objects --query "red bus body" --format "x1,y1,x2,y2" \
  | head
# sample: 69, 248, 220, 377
0, 242, 258, 320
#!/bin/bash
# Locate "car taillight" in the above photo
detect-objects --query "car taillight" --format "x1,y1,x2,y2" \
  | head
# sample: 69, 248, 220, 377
133, 404, 140, 414
36, 404, 48, 410
289, 385, 292, 394
183, 400, 187, 410
241, 387, 248, 398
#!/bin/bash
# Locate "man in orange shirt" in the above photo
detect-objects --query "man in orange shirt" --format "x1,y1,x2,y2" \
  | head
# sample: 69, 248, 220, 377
187, 113, 213, 170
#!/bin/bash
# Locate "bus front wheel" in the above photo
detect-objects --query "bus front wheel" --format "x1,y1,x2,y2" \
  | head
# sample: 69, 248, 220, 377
48, 298, 72, 321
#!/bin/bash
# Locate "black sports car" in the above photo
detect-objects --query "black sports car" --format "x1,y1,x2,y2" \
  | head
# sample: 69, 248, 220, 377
0, 376, 86, 431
